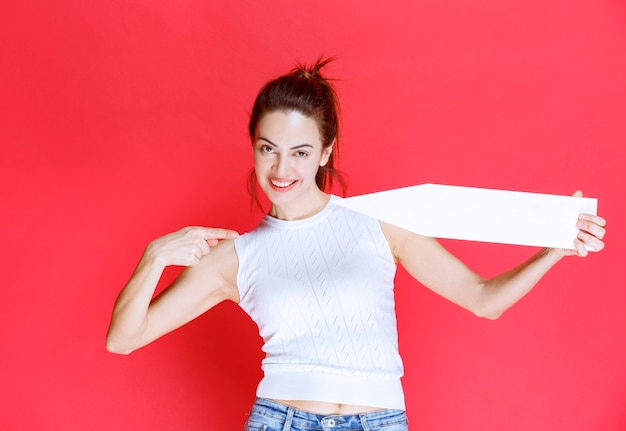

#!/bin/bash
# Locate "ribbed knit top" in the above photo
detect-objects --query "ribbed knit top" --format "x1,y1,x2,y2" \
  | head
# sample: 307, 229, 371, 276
233, 197, 405, 409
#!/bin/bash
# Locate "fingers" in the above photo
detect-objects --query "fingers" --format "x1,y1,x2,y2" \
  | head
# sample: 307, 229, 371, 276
572, 238, 589, 257
194, 226, 239, 240
577, 215, 607, 242
577, 214, 606, 238
183, 227, 239, 264
568, 191, 607, 256
171, 232, 210, 266
195, 236, 211, 255
578, 213, 606, 229
149, 226, 239, 267
575, 232, 601, 255
190, 238, 209, 264
573, 214, 606, 255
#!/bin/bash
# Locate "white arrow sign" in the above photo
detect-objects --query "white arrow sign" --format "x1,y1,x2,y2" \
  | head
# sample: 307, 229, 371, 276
332, 184, 598, 250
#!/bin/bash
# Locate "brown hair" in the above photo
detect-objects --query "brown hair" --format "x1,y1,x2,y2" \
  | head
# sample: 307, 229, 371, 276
247, 57, 347, 207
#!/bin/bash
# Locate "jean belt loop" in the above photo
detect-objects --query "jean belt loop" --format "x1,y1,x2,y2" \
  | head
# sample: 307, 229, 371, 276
282, 405, 295, 431
360, 413, 371, 431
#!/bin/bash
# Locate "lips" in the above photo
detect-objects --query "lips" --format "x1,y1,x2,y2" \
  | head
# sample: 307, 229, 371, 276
270, 179, 297, 191
271, 179, 296, 188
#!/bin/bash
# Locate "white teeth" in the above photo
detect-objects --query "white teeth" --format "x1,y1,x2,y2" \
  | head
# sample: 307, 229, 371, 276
271, 179, 296, 188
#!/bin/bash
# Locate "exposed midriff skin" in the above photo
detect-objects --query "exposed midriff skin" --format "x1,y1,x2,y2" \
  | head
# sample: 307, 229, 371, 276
270, 399, 383, 415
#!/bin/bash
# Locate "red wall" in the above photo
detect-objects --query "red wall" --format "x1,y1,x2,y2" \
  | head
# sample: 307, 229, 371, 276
2, 1, 625, 429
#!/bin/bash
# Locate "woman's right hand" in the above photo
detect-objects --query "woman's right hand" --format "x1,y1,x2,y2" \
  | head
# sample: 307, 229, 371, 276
145, 226, 240, 268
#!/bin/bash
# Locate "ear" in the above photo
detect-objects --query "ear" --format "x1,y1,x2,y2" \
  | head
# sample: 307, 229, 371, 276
320, 141, 334, 167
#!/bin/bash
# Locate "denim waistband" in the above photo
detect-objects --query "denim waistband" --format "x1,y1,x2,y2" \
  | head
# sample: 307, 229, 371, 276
245, 398, 409, 431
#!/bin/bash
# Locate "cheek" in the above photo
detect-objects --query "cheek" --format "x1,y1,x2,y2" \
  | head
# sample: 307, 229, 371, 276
253, 152, 267, 171
253, 159, 267, 184
306, 161, 323, 181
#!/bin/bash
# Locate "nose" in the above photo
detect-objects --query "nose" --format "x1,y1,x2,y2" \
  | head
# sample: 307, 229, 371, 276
273, 153, 290, 176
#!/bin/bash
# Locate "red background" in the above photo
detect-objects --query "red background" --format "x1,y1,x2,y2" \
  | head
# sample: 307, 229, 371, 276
1, 1, 625, 429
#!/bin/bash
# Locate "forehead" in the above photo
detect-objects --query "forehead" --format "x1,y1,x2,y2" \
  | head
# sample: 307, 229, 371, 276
256, 110, 321, 147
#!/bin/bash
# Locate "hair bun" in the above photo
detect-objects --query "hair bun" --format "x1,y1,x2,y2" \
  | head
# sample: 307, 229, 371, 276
292, 57, 334, 82
295, 71, 315, 79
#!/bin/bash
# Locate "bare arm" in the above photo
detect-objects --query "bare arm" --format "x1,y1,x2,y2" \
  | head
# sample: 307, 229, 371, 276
106, 226, 240, 354
383, 207, 606, 319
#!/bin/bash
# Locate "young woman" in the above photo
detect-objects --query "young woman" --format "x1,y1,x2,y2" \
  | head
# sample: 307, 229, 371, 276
106, 59, 607, 430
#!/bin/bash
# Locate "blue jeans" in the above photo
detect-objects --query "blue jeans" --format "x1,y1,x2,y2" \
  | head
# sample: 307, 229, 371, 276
244, 398, 409, 431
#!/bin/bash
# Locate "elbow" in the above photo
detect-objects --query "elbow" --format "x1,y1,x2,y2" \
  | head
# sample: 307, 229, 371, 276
472, 282, 506, 320
105, 330, 136, 355
474, 308, 504, 320
472, 299, 506, 320
106, 338, 132, 355
106, 340, 133, 355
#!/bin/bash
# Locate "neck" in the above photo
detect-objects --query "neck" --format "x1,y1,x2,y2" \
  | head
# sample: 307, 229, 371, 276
269, 190, 330, 221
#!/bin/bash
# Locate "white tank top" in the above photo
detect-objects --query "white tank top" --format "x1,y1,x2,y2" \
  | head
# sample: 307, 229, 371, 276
234, 196, 405, 410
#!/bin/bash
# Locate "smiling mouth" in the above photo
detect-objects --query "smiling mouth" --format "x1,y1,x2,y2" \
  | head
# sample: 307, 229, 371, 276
271, 179, 297, 188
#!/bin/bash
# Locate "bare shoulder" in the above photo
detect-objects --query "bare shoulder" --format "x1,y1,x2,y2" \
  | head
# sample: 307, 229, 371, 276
176, 238, 240, 303
379, 220, 442, 262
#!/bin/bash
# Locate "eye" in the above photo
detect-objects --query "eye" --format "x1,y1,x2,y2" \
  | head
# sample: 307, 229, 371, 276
295, 150, 309, 158
259, 145, 274, 154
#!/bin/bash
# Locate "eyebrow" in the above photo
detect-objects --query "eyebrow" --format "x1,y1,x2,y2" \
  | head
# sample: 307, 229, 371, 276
258, 137, 314, 150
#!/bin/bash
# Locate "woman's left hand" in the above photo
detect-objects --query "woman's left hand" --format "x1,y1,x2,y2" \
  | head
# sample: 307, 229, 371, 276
560, 191, 607, 257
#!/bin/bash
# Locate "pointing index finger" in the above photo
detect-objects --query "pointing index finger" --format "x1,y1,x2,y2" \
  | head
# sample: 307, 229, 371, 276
197, 227, 239, 240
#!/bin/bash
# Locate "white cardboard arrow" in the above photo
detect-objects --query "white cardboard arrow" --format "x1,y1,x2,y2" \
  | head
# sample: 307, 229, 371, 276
332, 184, 598, 250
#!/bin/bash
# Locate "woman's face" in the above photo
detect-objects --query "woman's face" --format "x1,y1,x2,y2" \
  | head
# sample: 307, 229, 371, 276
253, 110, 332, 217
